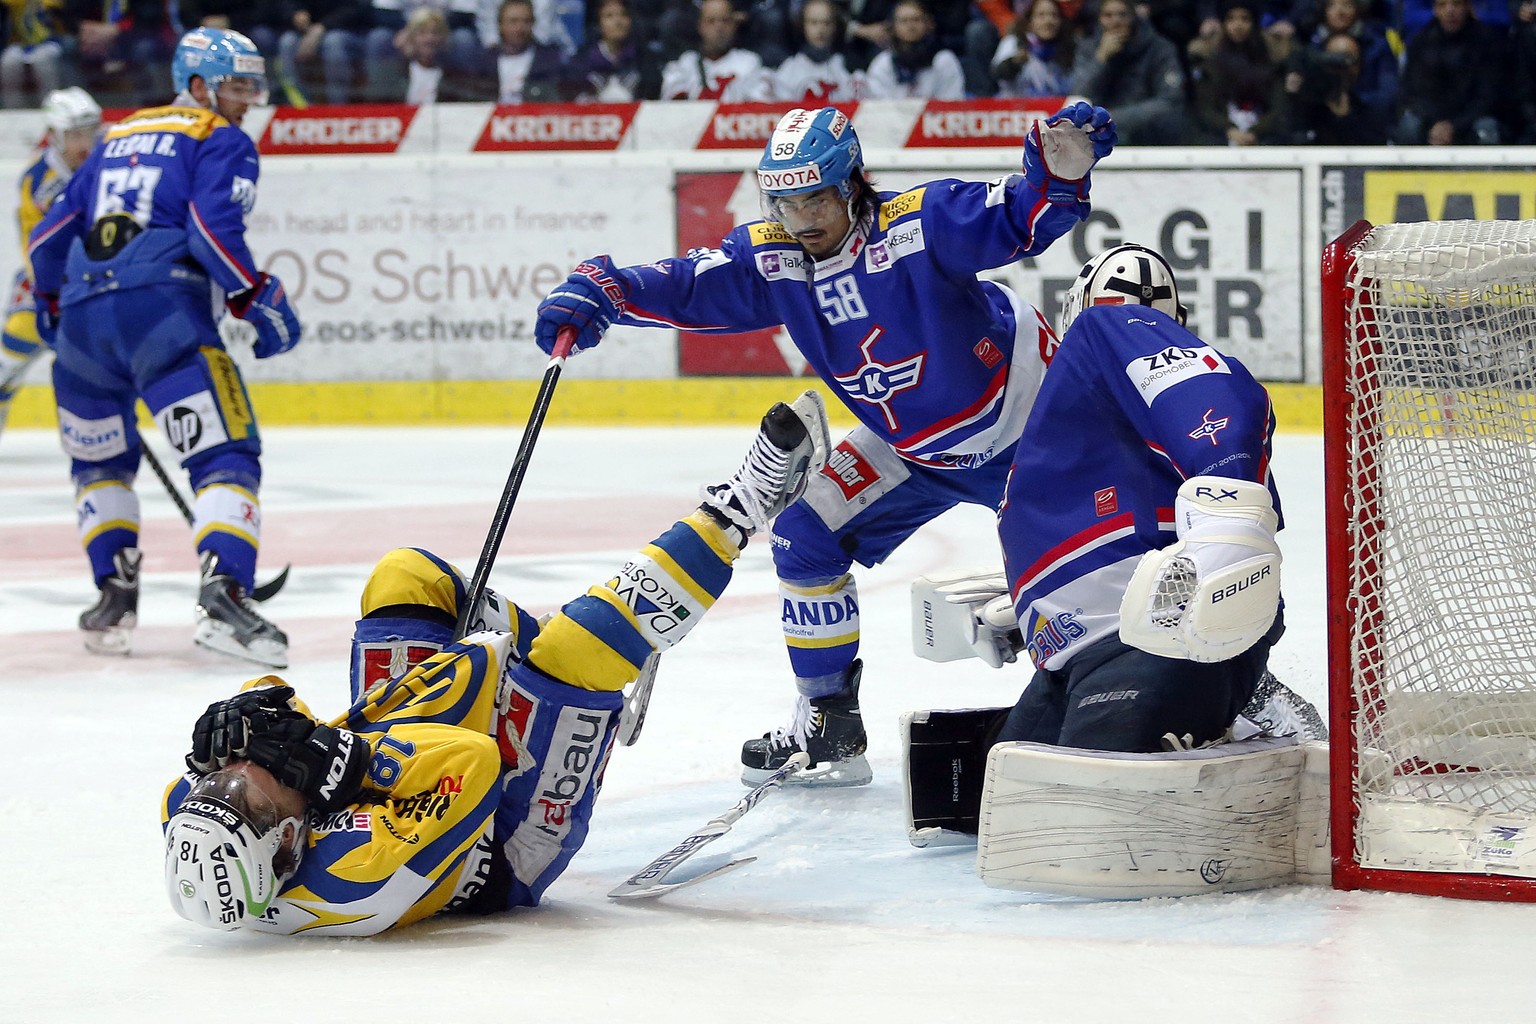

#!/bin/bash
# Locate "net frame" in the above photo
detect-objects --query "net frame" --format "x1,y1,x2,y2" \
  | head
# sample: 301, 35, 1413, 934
1324, 218, 1536, 901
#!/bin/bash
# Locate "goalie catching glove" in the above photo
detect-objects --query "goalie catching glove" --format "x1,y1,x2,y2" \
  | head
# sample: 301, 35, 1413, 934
535, 255, 630, 355
187, 682, 368, 813
227, 273, 301, 358
1119, 476, 1281, 664
911, 569, 1025, 669
1022, 101, 1117, 204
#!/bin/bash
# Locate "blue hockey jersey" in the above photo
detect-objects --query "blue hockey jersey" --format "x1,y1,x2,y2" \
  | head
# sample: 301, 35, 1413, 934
28, 102, 263, 305
998, 305, 1282, 670
611, 174, 1084, 469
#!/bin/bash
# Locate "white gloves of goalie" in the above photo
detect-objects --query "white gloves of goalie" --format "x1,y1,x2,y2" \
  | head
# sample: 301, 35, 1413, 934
1119, 476, 1282, 664
911, 570, 1024, 669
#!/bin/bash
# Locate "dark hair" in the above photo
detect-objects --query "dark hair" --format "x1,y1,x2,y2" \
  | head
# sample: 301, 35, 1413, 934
1013, 0, 1076, 71
851, 169, 881, 226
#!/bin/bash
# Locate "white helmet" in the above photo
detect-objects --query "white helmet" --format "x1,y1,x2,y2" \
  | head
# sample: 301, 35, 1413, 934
165, 768, 307, 930
1059, 243, 1187, 338
42, 87, 102, 135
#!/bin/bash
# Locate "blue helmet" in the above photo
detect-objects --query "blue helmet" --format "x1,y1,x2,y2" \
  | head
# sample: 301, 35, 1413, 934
757, 107, 863, 216
173, 27, 269, 105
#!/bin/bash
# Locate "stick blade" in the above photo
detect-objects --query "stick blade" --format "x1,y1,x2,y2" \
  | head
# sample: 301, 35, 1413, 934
252, 565, 291, 603
607, 857, 757, 901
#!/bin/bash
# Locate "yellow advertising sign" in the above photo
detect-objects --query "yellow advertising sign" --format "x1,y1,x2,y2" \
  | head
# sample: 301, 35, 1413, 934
1363, 170, 1536, 224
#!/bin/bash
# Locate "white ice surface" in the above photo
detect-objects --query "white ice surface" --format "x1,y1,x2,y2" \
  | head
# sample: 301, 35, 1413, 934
2, 425, 1533, 1022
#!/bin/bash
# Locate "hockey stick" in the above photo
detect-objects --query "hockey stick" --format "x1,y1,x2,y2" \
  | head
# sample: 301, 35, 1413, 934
607, 752, 811, 900
453, 326, 577, 640
139, 442, 290, 603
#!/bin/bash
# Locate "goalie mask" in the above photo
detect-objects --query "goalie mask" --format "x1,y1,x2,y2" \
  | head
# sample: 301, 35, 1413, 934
165, 766, 308, 930
172, 27, 269, 106
757, 106, 862, 225
1059, 244, 1188, 338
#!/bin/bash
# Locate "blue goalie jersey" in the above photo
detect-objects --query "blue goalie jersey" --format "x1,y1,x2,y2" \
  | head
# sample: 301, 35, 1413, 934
612, 174, 1084, 469
999, 305, 1283, 670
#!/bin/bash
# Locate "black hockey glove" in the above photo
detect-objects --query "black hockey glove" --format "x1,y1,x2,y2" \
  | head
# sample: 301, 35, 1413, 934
244, 718, 371, 814
186, 684, 309, 774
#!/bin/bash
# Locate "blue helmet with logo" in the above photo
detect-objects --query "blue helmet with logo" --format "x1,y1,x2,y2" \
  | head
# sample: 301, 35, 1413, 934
173, 27, 269, 105
757, 107, 863, 220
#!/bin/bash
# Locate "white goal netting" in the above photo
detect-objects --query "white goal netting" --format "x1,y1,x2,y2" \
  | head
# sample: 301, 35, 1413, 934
1339, 220, 1536, 877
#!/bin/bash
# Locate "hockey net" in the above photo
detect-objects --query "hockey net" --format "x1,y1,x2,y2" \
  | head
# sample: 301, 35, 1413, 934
1324, 219, 1536, 900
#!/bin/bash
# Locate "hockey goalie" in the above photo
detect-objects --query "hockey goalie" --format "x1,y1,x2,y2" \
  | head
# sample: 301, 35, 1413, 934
906, 244, 1329, 898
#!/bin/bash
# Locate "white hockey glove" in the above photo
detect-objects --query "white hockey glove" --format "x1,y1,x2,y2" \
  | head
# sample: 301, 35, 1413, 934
912, 569, 1025, 669
1119, 476, 1281, 664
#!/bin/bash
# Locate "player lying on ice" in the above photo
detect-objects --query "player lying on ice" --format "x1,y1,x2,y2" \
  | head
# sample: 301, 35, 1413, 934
905, 245, 1329, 896
535, 101, 1116, 789
162, 392, 830, 935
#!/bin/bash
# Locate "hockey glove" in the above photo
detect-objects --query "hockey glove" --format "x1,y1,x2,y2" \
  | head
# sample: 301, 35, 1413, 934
1119, 476, 1282, 664
227, 273, 302, 359
242, 717, 371, 813
534, 255, 629, 355
910, 569, 1025, 669
186, 683, 309, 774
34, 291, 60, 349
1022, 102, 1116, 204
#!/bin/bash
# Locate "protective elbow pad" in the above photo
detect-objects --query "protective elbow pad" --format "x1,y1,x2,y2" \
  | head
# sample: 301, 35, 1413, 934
1119, 476, 1281, 664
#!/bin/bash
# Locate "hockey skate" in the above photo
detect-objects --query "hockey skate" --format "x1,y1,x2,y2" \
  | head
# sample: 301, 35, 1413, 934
741, 660, 873, 787
80, 547, 142, 656
194, 552, 289, 669
701, 390, 830, 537
1239, 671, 1328, 741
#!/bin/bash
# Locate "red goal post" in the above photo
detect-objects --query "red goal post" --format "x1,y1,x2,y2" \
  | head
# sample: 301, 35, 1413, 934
1323, 218, 1536, 900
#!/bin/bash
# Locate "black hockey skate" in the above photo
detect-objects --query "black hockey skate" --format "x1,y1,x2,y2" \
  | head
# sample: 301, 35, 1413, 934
741, 660, 873, 787
194, 552, 289, 669
80, 547, 142, 656
1240, 672, 1328, 741
701, 390, 829, 538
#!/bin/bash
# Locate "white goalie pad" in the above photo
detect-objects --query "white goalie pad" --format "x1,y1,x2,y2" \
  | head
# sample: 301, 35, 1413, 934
976, 738, 1330, 898
911, 569, 1022, 669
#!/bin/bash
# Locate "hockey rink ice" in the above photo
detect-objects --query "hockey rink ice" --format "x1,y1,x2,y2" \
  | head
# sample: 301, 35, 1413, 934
3, 422, 1532, 1022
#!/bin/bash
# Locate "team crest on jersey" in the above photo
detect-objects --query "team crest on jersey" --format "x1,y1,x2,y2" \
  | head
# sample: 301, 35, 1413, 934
1188, 408, 1231, 446
832, 325, 924, 431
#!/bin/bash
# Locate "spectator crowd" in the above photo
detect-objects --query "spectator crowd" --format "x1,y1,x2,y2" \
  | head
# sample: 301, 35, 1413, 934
3, 0, 1534, 144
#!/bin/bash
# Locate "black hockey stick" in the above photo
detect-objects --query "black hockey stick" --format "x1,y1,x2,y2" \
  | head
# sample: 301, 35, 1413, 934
139, 442, 290, 603
607, 752, 810, 900
453, 327, 577, 640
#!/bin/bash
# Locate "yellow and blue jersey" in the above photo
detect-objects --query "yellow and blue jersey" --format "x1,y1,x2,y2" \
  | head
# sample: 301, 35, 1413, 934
3, 146, 73, 347
162, 509, 743, 934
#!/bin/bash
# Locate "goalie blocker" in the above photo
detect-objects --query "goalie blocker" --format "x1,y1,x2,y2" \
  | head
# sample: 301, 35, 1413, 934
901, 708, 1330, 897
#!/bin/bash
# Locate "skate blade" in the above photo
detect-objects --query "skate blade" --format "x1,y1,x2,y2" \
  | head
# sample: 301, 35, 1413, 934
194, 621, 288, 669
741, 754, 872, 788
82, 624, 134, 656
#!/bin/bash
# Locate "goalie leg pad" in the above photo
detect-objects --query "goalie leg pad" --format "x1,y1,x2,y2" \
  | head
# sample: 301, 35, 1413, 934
976, 737, 1331, 898
900, 707, 1009, 847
